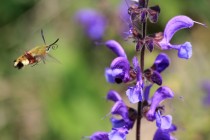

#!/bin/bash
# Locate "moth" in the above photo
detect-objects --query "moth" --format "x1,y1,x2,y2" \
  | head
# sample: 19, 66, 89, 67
14, 30, 59, 69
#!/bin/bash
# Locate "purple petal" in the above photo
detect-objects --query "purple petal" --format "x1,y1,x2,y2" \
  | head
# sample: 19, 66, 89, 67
111, 118, 126, 128
168, 124, 177, 132
108, 128, 128, 140
75, 9, 107, 40
156, 112, 172, 129
144, 84, 153, 101
105, 68, 116, 83
105, 68, 125, 84
111, 117, 135, 130
110, 57, 129, 72
90, 132, 109, 140
153, 124, 177, 140
162, 15, 195, 43
153, 53, 170, 73
107, 90, 122, 102
132, 56, 139, 70
160, 115, 172, 129
111, 101, 128, 120
131, 57, 144, 100
131, 0, 139, 2
105, 40, 127, 58
153, 129, 171, 140
153, 129, 174, 140
110, 57, 130, 83
132, 57, 143, 85
158, 15, 205, 57
177, 42, 192, 59
126, 85, 143, 103
151, 71, 162, 86
146, 86, 174, 121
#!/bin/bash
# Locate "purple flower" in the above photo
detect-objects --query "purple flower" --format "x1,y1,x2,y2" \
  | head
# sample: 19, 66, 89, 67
126, 57, 143, 103
106, 90, 137, 139
104, 40, 130, 84
110, 106, 137, 129
157, 15, 205, 59
155, 111, 172, 130
75, 9, 107, 40
105, 57, 130, 84
111, 101, 136, 129
146, 86, 174, 121
153, 124, 177, 140
107, 91, 136, 129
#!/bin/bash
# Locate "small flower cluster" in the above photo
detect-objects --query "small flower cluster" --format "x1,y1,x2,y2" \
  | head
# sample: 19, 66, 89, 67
76, 0, 204, 139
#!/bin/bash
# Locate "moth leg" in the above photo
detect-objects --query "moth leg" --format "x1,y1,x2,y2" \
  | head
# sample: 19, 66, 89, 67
40, 55, 46, 64
42, 58, 46, 64
34, 55, 46, 64
47, 53, 61, 64
31, 62, 38, 67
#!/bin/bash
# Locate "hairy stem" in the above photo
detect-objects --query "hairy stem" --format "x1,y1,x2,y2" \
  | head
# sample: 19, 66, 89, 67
136, 0, 148, 140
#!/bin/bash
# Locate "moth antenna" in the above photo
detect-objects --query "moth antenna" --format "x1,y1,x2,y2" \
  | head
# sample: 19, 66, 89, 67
41, 29, 46, 45
47, 38, 59, 51
49, 38, 59, 47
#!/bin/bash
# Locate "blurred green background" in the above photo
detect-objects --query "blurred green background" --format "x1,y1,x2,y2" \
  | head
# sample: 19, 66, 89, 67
0, 0, 210, 140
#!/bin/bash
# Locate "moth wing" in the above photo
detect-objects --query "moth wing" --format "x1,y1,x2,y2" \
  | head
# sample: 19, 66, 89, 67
46, 53, 61, 64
